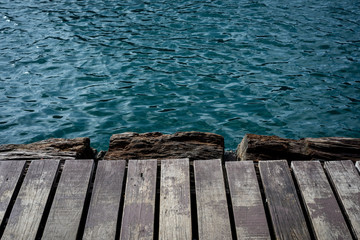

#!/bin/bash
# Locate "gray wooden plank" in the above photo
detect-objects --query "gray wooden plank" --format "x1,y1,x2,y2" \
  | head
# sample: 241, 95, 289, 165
42, 160, 93, 240
259, 160, 311, 240
2, 160, 59, 240
120, 160, 157, 240
292, 161, 352, 240
83, 160, 126, 240
0, 160, 26, 224
159, 159, 191, 240
324, 160, 360, 238
194, 159, 232, 240
226, 161, 270, 240
356, 161, 360, 173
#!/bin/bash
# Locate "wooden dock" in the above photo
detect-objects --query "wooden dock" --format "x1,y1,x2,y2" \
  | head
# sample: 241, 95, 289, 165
0, 159, 359, 240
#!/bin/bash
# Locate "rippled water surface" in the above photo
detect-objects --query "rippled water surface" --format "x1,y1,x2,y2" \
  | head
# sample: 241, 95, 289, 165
1, 0, 360, 150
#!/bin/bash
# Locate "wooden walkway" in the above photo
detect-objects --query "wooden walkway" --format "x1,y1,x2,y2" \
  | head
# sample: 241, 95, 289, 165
0, 159, 359, 240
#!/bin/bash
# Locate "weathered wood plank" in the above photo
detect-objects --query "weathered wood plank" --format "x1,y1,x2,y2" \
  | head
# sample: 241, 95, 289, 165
259, 160, 311, 240
226, 161, 270, 239
42, 160, 93, 239
0, 161, 26, 225
2, 160, 59, 240
194, 159, 232, 240
324, 160, 360, 239
120, 160, 157, 240
356, 161, 360, 173
159, 159, 191, 240
83, 160, 126, 240
292, 161, 352, 240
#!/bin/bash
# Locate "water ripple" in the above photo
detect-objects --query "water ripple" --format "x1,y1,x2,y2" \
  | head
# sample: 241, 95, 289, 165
0, 0, 359, 149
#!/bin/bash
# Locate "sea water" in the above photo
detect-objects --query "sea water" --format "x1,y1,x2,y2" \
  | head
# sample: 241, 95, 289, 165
1, 0, 359, 150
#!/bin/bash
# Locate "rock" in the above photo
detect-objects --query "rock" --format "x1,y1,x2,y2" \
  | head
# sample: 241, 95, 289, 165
237, 134, 309, 161
0, 137, 95, 160
104, 132, 224, 160
237, 134, 360, 161
304, 137, 360, 161
95, 150, 107, 160
224, 150, 237, 162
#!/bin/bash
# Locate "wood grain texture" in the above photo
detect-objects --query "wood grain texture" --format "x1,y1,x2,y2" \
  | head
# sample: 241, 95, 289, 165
259, 160, 310, 240
83, 160, 126, 240
42, 160, 93, 240
120, 160, 157, 240
2, 160, 59, 240
0, 160, 26, 224
324, 161, 360, 239
226, 161, 270, 239
356, 161, 360, 173
159, 159, 191, 240
194, 159, 232, 240
292, 161, 352, 240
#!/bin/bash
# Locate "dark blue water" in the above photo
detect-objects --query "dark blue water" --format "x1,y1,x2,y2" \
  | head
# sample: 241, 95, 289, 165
1, 0, 360, 150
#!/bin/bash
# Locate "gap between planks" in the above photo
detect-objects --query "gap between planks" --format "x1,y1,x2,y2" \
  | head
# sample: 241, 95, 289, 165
226, 161, 270, 239
324, 160, 360, 239
194, 159, 232, 240
1, 159, 358, 240
259, 160, 311, 240
292, 161, 352, 240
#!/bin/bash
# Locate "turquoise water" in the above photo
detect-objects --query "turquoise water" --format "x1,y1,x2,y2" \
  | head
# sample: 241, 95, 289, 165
1, 0, 360, 150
